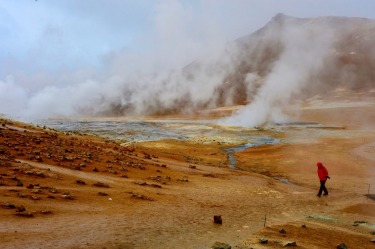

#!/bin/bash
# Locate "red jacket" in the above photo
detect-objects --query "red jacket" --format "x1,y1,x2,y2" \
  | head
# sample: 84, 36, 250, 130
317, 164, 329, 181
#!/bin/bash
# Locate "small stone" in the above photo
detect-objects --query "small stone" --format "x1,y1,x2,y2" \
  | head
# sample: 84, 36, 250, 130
40, 210, 52, 215
336, 243, 347, 249
15, 211, 33, 217
17, 193, 28, 198
1, 202, 15, 209
15, 205, 26, 212
76, 179, 86, 185
371, 238, 375, 243
279, 228, 287, 234
259, 238, 268, 244
98, 192, 108, 196
108, 169, 117, 174
284, 241, 297, 247
370, 231, 375, 235
302, 224, 307, 228
49, 187, 57, 193
93, 182, 109, 188
211, 241, 231, 249
61, 193, 74, 200
31, 195, 41, 200
131, 193, 153, 201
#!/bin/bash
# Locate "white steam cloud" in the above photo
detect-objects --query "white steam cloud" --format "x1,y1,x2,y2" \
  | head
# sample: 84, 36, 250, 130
1, 1, 374, 126
221, 20, 334, 126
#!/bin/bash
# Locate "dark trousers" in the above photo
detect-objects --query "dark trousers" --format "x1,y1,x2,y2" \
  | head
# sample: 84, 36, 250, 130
318, 180, 328, 196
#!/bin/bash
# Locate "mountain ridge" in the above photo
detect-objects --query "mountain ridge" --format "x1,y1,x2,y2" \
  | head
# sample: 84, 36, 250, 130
104, 14, 375, 121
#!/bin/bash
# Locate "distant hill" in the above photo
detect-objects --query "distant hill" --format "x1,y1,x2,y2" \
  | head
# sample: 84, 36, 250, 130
105, 14, 375, 117
192, 13, 375, 104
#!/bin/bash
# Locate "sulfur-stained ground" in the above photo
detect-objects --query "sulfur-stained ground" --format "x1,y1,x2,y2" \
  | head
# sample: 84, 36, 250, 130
1, 95, 375, 249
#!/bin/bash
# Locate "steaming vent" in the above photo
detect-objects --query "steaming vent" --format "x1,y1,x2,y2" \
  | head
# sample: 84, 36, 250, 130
2, 14, 375, 126
103, 14, 375, 125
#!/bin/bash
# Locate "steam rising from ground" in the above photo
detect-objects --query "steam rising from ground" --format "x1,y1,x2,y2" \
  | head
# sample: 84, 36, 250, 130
221, 18, 335, 126
1, 13, 375, 127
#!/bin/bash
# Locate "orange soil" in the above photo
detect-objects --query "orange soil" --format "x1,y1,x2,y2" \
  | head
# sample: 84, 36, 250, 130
1, 100, 375, 249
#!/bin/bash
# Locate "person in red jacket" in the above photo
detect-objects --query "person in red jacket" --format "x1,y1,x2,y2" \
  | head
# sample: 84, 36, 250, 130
317, 162, 330, 197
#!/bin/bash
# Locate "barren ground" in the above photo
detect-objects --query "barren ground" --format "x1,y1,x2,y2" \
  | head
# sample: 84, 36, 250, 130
1, 95, 375, 249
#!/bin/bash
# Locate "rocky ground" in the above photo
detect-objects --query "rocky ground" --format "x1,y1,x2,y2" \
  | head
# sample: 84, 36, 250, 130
1, 95, 375, 249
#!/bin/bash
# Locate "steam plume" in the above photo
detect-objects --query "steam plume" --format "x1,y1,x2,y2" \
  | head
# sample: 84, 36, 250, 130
1, 14, 375, 127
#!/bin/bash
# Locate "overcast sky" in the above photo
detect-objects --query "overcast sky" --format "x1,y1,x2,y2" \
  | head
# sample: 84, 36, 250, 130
1, 0, 375, 77
1, 0, 375, 120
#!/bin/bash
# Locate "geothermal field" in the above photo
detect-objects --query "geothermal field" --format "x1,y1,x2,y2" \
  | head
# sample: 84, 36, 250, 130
1, 93, 375, 249
1, 12, 375, 249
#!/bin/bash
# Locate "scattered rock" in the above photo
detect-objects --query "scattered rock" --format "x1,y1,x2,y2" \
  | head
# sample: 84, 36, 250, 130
16, 181, 23, 187
31, 189, 43, 194
49, 187, 57, 193
211, 241, 231, 249
1, 202, 15, 209
26, 184, 34, 189
30, 195, 41, 200
301, 224, 307, 228
108, 169, 117, 174
259, 238, 268, 244
15, 211, 34, 217
61, 193, 75, 200
17, 192, 29, 198
371, 231, 375, 235
279, 228, 286, 234
15, 205, 26, 212
133, 181, 162, 188
98, 192, 108, 196
177, 178, 189, 182
354, 220, 367, 224
131, 193, 154, 201
214, 215, 222, 225
284, 241, 297, 247
40, 210, 52, 215
93, 182, 109, 188
203, 173, 217, 178
76, 179, 86, 185
148, 175, 171, 183
336, 243, 347, 249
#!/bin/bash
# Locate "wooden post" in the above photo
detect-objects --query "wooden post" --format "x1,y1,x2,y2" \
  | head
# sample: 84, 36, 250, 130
214, 215, 222, 225
264, 214, 267, 227
368, 184, 371, 200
